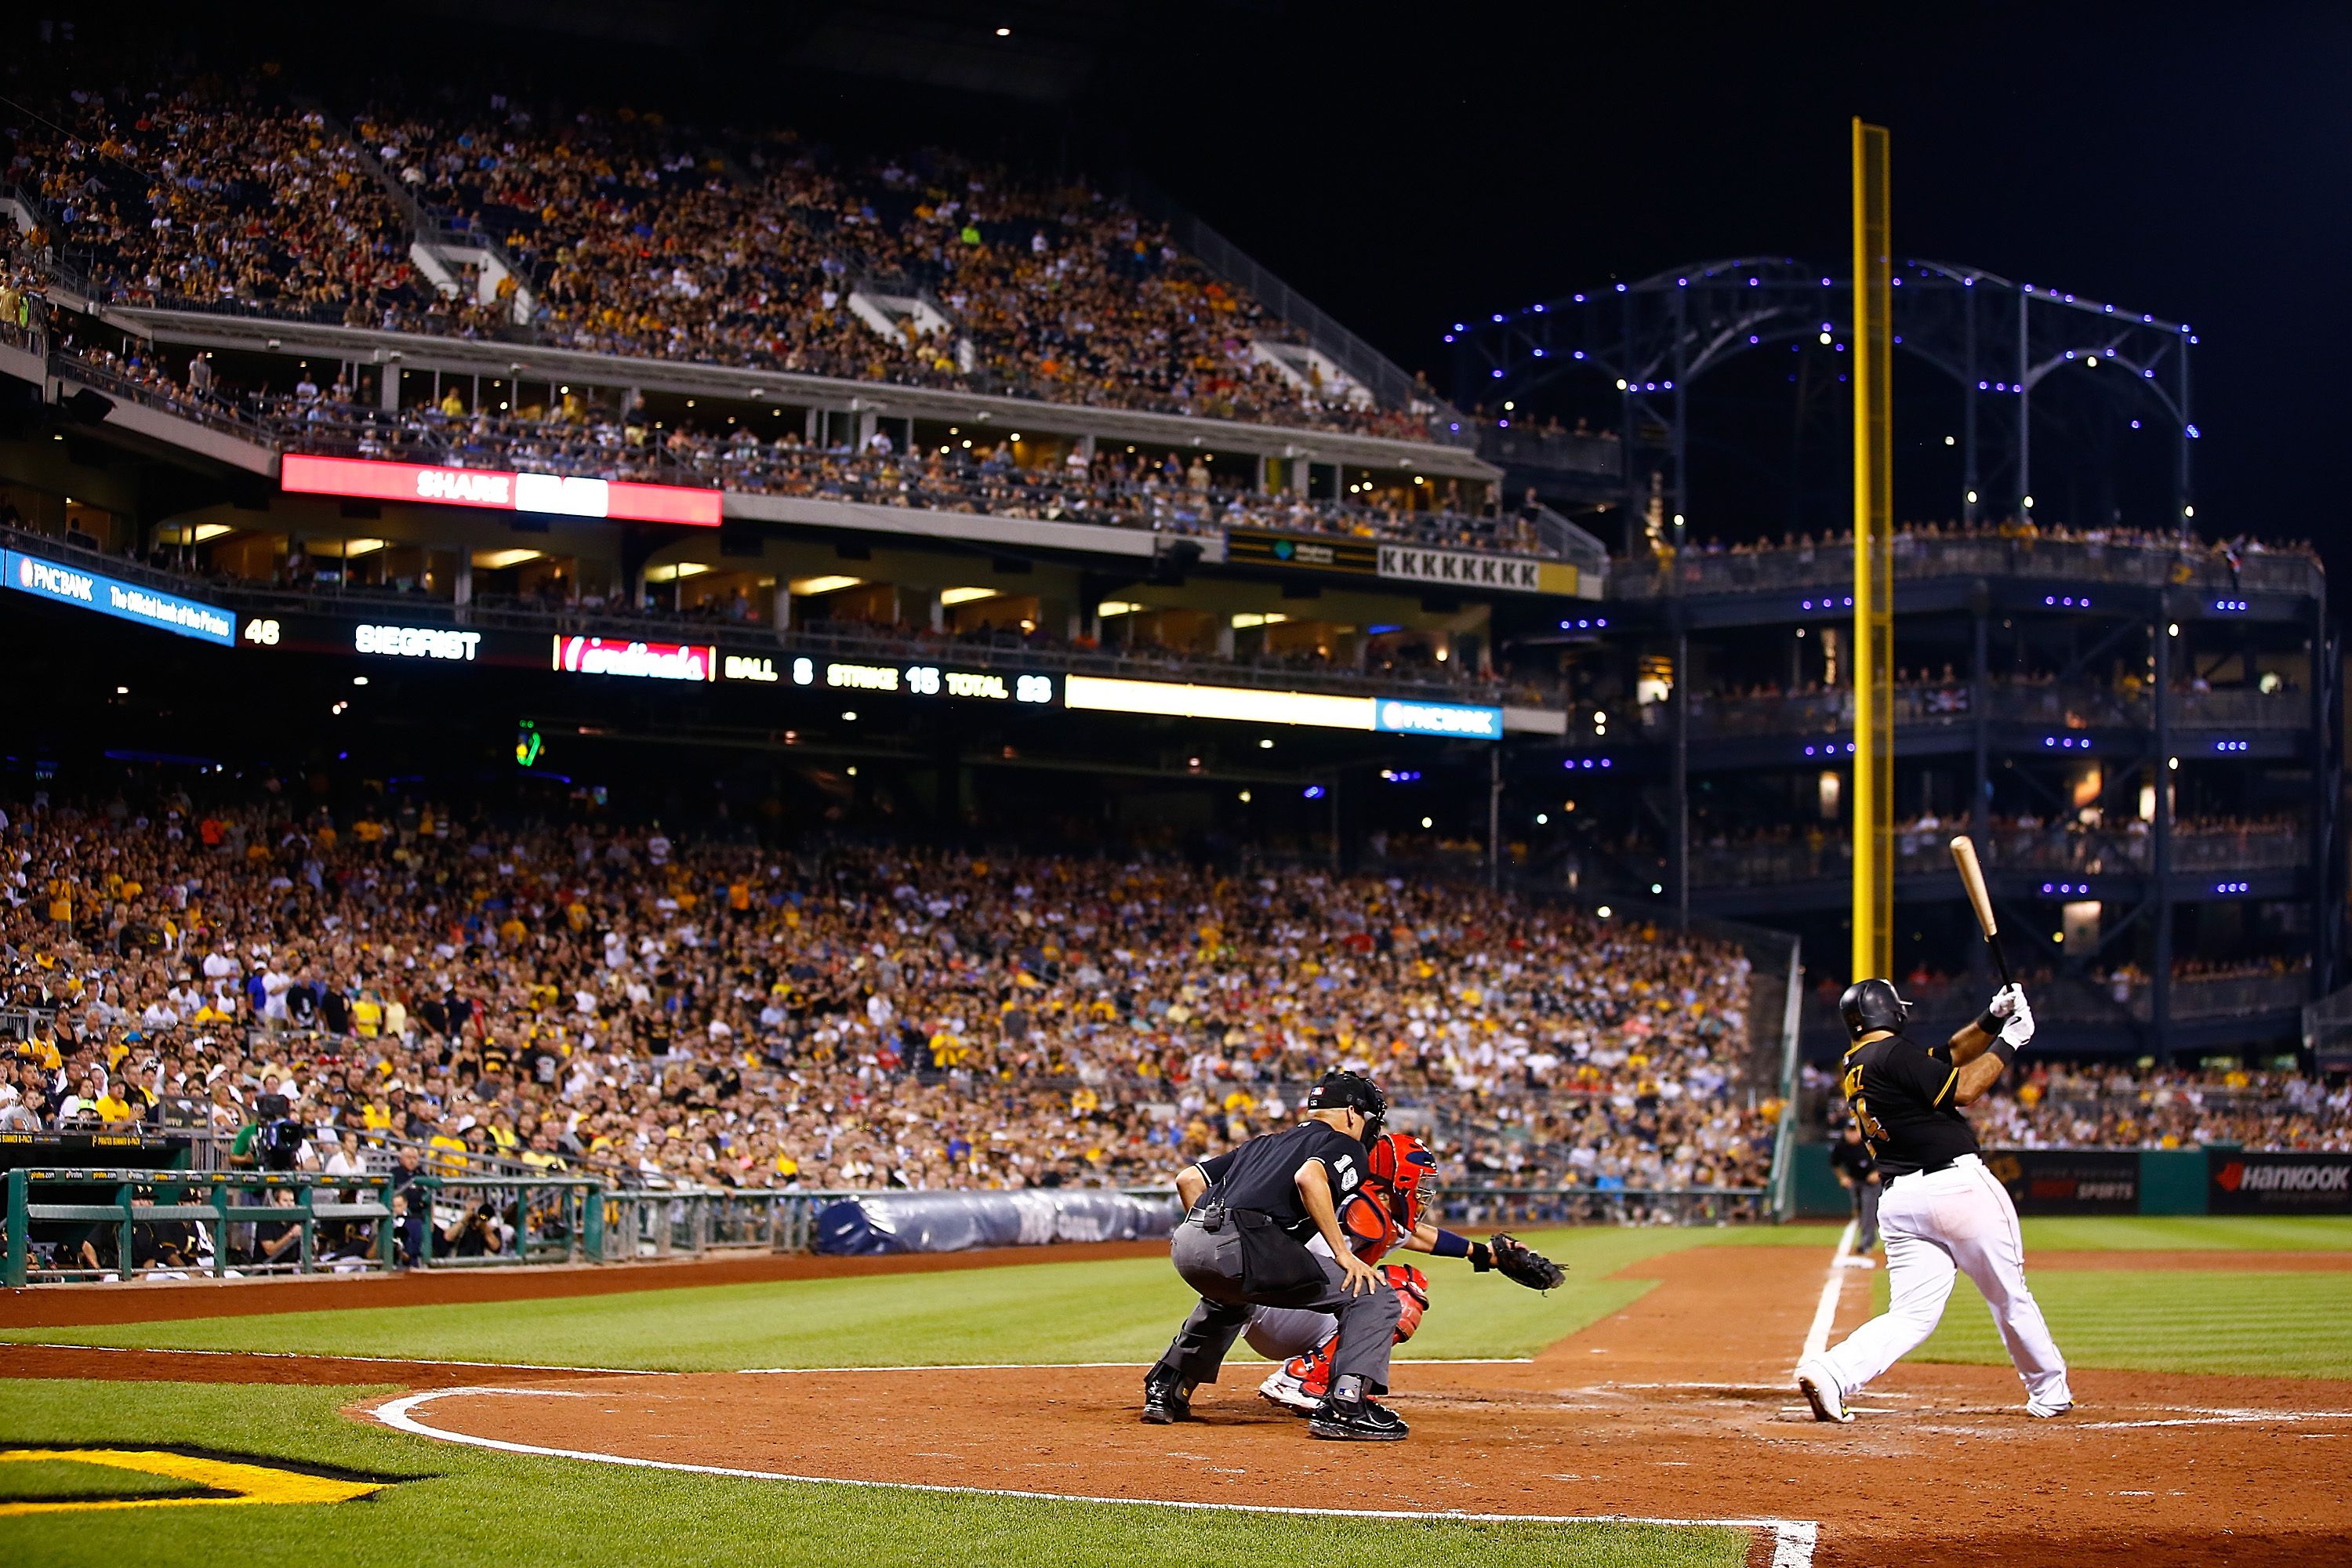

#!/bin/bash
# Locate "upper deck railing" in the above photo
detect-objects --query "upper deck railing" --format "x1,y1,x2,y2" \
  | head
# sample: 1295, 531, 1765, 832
1610, 533, 2321, 600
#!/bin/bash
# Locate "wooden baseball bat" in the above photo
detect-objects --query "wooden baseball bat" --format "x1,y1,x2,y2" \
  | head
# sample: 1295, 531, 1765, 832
1949, 834, 2014, 985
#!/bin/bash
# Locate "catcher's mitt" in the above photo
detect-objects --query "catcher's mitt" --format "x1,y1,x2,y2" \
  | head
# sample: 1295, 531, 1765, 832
1472, 1232, 1566, 1292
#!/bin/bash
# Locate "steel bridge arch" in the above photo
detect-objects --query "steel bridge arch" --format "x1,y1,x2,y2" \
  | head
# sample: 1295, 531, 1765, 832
1449, 257, 2196, 547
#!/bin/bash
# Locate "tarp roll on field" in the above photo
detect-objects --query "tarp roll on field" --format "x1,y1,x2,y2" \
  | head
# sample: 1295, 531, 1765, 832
814, 1189, 1182, 1254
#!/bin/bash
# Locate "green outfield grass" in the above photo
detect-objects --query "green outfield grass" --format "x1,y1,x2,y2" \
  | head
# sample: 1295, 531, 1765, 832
0, 1379, 1747, 1568
1857, 1218, 2352, 1379
2014, 1215, 2352, 1251
0, 1225, 1841, 1372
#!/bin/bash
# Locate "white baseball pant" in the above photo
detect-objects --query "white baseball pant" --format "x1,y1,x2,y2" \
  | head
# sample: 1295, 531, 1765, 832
1817, 1152, 2072, 1408
1244, 1303, 1337, 1362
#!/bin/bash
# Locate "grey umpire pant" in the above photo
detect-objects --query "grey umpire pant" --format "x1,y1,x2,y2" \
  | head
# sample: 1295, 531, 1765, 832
1148, 1217, 1402, 1395
1855, 1179, 1882, 1252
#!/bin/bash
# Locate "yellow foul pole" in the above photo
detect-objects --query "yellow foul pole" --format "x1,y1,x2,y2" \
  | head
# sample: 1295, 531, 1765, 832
1850, 119, 1893, 983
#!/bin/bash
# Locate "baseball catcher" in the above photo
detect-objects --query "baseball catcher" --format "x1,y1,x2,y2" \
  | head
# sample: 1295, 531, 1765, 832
1247, 1130, 1566, 1414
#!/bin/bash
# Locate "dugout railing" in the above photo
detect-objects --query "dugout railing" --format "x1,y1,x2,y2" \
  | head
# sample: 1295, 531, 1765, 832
0, 1166, 630, 1288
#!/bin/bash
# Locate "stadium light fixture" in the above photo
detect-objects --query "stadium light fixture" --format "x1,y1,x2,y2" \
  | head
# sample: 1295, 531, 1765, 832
1258, 738, 1275, 750
1595, 905, 1613, 918
1097, 600, 1143, 618
939, 586, 997, 606
1536, 813, 1548, 825
1421, 816, 1433, 829
1238, 789, 1251, 803
995, 25, 1011, 35
789, 575, 863, 595
474, 549, 544, 570
843, 711, 858, 722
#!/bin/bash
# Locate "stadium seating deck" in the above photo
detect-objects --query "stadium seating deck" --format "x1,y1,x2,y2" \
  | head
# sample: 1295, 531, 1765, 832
4, 70, 1459, 444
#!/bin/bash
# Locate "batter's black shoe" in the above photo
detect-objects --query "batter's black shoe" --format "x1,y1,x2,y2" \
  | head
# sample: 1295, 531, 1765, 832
1140, 1374, 1191, 1425
1307, 1397, 1408, 1441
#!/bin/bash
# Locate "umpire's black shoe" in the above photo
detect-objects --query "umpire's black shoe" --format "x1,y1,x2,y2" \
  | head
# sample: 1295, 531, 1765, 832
1140, 1374, 1191, 1425
1307, 1397, 1408, 1441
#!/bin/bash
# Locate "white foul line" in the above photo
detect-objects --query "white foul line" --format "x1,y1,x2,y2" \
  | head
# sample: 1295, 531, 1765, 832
1798, 1221, 1859, 1363
371, 1385, 1818, 1567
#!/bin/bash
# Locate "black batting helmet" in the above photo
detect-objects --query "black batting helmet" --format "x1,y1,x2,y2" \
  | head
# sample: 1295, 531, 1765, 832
1307, 1069, 1388, 1141
1838, 978, 1911, 1041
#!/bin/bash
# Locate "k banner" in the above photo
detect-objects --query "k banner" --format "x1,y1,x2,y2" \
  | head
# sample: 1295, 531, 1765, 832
1982, 1149, 2140, 1214
2208, 1150, 2352, 1214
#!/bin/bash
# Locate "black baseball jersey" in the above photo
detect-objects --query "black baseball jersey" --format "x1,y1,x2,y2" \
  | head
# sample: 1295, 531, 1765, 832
1196, 1121, 1369, 1236
1838, 1032, 1978, 1178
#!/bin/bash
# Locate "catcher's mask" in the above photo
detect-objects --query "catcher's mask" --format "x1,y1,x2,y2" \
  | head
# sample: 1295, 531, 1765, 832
1306, 1069, 1388, 1142
1368, 1131, 1436, 1230
1838, 978, 1911, 1042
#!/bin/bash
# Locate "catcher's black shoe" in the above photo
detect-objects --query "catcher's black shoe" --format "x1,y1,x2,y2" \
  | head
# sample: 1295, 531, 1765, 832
1307, 1397, 1408, 1441
1140, 1373, 1191, 1425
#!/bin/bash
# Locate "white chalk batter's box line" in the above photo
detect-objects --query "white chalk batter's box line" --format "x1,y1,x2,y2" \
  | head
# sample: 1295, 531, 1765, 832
372, 1385, 1821, 1568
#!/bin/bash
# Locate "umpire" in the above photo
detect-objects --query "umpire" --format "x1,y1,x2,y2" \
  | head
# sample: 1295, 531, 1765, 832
1830, 1118, 1881, 1257
1142, 1071, 1407, 1441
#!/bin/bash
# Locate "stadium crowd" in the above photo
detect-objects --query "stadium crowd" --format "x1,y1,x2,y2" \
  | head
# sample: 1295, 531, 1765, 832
2, 60, 1449, 440
1968, 1062, 2352, 1153
40, 331, 1546, 558
1663, 518, 2324, 573
0, 788, 1773, 1203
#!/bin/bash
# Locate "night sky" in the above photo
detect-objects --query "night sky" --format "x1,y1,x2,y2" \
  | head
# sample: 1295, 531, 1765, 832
129, 2, 2352, 575
1102, 5, 2351, 573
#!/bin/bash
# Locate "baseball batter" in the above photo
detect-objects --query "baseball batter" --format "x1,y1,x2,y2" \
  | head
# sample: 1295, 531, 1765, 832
1796, 978, 2074, 1423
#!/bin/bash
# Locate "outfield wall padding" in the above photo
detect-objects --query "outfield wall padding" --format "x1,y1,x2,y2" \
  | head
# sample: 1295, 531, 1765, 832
815, 1189, 1181, 1254
1792, 1144, 2352, 1220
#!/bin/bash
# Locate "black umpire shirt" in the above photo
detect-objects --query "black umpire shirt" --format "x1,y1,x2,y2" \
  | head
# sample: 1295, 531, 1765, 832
1828, 1132, 1878, 1185
1196, 1121, 1369, 1236
1838, 1031, 1979, 1178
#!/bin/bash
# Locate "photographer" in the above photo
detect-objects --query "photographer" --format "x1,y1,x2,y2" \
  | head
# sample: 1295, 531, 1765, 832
442, 1197, 506, 1259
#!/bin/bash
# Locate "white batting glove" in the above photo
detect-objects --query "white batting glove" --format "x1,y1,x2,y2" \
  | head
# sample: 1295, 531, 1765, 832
1988, 983, 2025, 1019
1998, 986, 2034, 1050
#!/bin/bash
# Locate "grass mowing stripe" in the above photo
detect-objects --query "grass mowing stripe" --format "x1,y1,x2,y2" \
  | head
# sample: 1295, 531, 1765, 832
0, 1378, 1749, 1568
0, 1227, 1752, 1370
1885, 1269, 2352, 1380
2015, 1216, 2352, 1252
